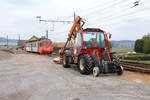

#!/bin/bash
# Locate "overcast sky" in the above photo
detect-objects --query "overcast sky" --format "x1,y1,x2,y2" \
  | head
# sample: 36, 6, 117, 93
0, 0, 150, 42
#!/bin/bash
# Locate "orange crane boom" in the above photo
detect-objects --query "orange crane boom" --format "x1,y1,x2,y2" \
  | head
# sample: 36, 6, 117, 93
60, 16, 84, 55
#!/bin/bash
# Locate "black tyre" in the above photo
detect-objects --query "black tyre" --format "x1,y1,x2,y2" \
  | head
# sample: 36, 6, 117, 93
78, 54, 94, 75
62, 54, 70, 68
116, 66, 123, 75
111, 55, 120, 65
111, 54, 123, 75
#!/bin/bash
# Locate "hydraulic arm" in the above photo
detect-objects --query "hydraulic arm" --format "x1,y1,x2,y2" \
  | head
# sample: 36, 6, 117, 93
60, 16, 84, 55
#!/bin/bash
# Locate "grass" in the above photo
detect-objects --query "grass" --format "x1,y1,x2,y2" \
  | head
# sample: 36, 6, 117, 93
111, 47, 134, 53
121, 59, 150, 64
112, 48, 150, 64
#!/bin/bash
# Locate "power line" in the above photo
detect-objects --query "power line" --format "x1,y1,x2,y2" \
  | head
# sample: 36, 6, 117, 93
88, 9, 150, 28
78, 0, 110, 14
85, 0, 132, 21
36, 16, 73, 32
101, 3, 150, 24
79, 0, 117, 15
87, 0, 150, 26
85, 0, 137, 23
84, 0, 149, 25
84, 0, 126, 19
102, 0, 149, 21
47, 15, 73, 20
36, 16, 73, 23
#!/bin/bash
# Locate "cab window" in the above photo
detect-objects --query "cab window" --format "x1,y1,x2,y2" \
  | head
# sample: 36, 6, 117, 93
40, 43, 44, 47
74, 32, 81, 47
46, 43, 48, 47
83, 32, 106, 48
42, 43, 44, 47
49, 42, 52, 46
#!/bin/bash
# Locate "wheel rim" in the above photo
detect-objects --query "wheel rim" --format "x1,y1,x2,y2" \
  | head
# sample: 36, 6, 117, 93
119, 66, 123, 73
117, 66, 123, 71
120, 66, 123, 71
80, 58, 85, 71
63, 56, 66, 65
93, 67, 100, 77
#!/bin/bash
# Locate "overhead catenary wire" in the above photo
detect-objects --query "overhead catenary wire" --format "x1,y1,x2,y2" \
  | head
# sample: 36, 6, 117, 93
78, 0, 148, 27
77, 0, 110, 14
79, 0, 119, 16
87, 9, 150, 29
85, 0, 132, 22
83, 0, 126, 19
80, 0, 137, 28
87, 0, 150, 27
100, 0, 150, 22
83, 0, 148, 25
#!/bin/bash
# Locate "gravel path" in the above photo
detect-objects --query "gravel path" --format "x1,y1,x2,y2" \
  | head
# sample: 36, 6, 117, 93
0, 51, 150, 100
0, 50, 12, 60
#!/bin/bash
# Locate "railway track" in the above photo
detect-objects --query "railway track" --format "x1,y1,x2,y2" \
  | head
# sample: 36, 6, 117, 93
120, 61, 150, 74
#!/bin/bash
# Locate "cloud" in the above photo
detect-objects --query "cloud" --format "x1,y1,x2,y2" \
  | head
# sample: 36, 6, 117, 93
0, 0, 150, 41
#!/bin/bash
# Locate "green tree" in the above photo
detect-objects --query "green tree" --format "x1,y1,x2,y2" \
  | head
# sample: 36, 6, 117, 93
134, 39, 144, 53
143, 38, 150, 54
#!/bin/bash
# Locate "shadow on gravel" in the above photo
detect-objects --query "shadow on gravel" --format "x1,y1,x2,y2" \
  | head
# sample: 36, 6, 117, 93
0, 90, 32, 100
61, 64, 118, 77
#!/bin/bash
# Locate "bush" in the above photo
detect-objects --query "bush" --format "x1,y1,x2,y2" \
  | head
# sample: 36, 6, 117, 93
134, 34, 150, 54
120, 55, 150, 61
143, 38, 150, 54
134, 39, 144, 53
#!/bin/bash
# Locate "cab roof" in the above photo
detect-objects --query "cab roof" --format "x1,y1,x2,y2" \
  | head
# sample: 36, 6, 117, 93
83, 28, 104, 32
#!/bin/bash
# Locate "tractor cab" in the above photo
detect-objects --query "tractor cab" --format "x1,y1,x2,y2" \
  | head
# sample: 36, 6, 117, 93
82, 30, 106, 49
74, 28, 109, 56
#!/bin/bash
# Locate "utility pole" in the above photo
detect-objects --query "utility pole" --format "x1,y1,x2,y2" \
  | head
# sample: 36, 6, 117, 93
6, 35, 8, 48
46, 30, 48, 39
18, 34, 20, 41
74, 12, 77, 37
74, 12, 76, 21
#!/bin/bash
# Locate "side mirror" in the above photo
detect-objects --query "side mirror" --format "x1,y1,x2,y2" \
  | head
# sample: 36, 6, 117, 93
107, 32, 112, 39
109, 34, 112, 39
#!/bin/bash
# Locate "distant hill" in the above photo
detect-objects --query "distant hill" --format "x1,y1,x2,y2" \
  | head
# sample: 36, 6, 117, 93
110, 40, 135, 48
111, 40, 135, 43
0, 37, 18, 43
0, 37, 135, 48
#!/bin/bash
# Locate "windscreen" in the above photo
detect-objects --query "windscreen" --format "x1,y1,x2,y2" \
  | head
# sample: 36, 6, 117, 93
83, 31, 106, 48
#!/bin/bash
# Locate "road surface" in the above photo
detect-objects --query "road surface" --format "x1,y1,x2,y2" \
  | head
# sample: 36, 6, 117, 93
0, 51, 150, 100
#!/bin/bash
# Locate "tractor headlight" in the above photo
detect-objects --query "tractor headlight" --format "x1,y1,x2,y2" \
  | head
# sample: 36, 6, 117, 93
84, 46, 87, 49
74, 49, 77, 54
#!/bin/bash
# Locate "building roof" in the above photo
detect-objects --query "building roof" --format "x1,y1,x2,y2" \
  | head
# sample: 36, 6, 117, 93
54, 42, 65, 48
28, 35, 39, 42
17, 40, 26, 47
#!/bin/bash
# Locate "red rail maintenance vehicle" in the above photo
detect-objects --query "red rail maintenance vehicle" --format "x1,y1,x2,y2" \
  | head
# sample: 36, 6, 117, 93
60, 16, 123, 77
24, 39, 53, 54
